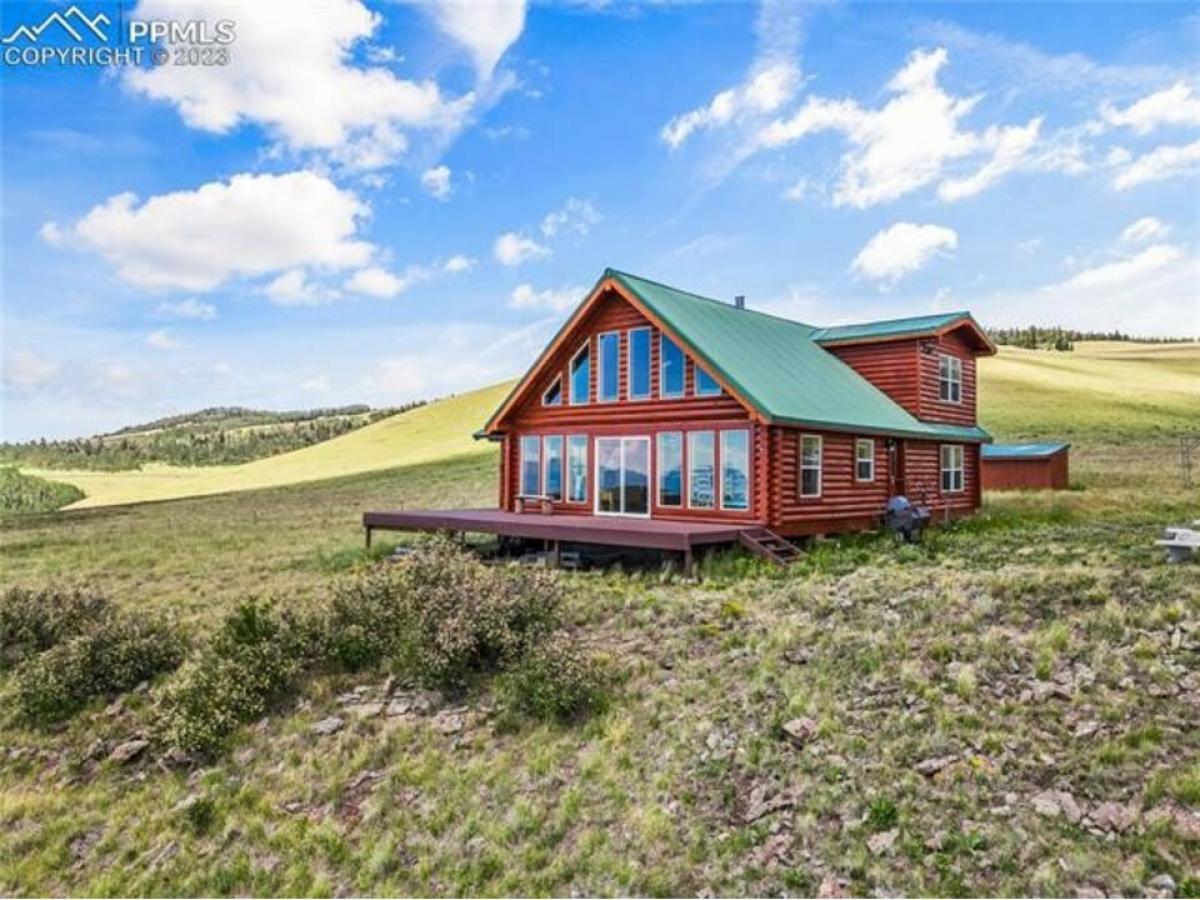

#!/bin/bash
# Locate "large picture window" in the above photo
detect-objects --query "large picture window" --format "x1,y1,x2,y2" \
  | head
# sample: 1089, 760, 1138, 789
660, 334, 685, 398
688, 431, 715, 509
695, 365, 722, 396
598, 332, 619, 402
567, 435, 588, 503
628, 327, 651, 400
543, 435, 563, 501
940, 444, 964, 492
519, 435, 541, 497
939, 354, 962, 403
855, 438, 875, 482
595, 437, 650, 516
720, 429, 750, 510
657, 432, 683, 507
800, 434, 822, 498
569, 342, 590, 405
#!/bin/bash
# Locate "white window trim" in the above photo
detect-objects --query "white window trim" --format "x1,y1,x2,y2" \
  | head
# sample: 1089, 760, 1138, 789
939, 354, 963, 405
855, 438, 875, 482
940, 444, 965, 493
519, 435, 541, 497
656, 431, 684, 508
627, 326, 653, 401
799, 434, 822, 498
541, 374, 563, 407
593, 436, 652, 518
566, 434, 588, 504
719, 429, 751, 512
687, 430, 716, 510
694, 364, 722, 397
659, 333, 686, 399
569, 341, 590, 406
542, 435, 563, 501
596, 330, 621, 403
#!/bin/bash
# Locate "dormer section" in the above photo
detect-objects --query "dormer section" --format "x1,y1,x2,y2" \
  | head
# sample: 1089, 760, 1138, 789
814, 313, 995, 426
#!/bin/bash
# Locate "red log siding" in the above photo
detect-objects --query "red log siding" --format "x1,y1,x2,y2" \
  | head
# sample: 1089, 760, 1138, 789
769, 427, 891, 533
900, 440, 979, 516
982, 451, 1069, 491
917, 329, 977, 425
828, 340, 921, 415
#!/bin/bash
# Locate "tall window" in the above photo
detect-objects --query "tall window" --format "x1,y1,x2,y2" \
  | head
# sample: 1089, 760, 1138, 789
569, 342, 590, 405
720, 429, 750, 510
800, 434, 822, 498
688, 431, 715, 509
660, 334, 685, 398
657, 432, 683, 507
939, 355, 962, 403
519, 435, 541, 496
855, 438, 875, 482
598, 332, 620, 402
628, 327, 651, 400
695, 365, 722, 396
542, 376, 562, 407
567, 435, 588, 503
543, 436, 563, 501
940, 444, 964, 492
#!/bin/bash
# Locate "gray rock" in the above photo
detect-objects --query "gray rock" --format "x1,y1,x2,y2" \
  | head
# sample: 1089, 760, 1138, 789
915, 754, 957, 776
1146, 874, 1177, 898
1088, 801, 1137, 833
867, 829, 898, 856
312, 716, 344, 736
781, 717, 818, 747
107, 739, 149, 764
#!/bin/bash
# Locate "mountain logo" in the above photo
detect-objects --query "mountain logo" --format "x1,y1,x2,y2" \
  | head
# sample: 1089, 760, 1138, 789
2, 6, 111, 44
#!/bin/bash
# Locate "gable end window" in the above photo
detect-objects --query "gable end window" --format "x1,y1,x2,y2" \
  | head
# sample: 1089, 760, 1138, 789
940, 444, 964, 493
799, 434, 822, 498
660, 334, 685, 398
569, 342, 590, 405
597, 332, 620, 402
939, 354, 962, 403
855, 438, 875, 482
541, 376, 562, 407
628, 327, 652, 400
695, 365, 722, 396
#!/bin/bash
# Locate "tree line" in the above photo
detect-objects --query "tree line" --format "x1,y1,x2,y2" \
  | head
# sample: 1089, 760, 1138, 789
985, 326, 1195, 351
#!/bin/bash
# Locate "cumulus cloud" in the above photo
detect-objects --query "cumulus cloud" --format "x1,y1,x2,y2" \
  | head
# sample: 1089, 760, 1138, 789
1101, 81, 1200, 134
441, 254, 476, 273
508, 283, 586, 313
424, 0, 525, 79
1058, 243, 1182, 291
145, 329, 182, 351
265, 269, 325, 306
156, 298, 217, 320
1120, 217, 1171, 244
343, 265, 428, 299
540, 197, 601, 238
43, 171, 373, 292
2, 349, 61, 391
493, 231, 550, 266
851, 222, 958, 284
1111, 139, 1200, 190
421, 165, 452, 200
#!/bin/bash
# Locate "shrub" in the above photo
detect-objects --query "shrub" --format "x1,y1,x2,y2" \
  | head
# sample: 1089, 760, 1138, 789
321, 569, 411, 670
0, 585, 111, 670
499, 631, 609, 722
15, 614, 184, 722
0, 466, 84, 516
159, 601, 312, 753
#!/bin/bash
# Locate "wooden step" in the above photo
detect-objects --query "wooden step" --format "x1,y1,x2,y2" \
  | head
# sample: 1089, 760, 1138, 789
738, 527, 801, 566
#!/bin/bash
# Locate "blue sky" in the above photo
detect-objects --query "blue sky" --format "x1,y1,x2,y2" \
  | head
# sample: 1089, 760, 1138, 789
2, 0, 1197, 440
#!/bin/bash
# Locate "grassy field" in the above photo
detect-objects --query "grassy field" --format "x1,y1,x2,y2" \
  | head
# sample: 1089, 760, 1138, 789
0, 342, 1197, 896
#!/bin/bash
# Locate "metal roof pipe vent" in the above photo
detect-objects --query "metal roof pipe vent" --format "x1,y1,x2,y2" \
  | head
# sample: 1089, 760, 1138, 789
734, 294, 745, 310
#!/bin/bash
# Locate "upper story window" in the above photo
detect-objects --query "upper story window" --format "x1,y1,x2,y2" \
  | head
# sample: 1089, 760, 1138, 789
541, 376, 562, 407
569, 342, 590, 405
628, 327, 652, 400
939, 354, 962, 403
660, 334, 685, 398
855, 438, 875, 481
940, 444, 964, 492
597, 332, 620, 402
800, 434, 822, 498
695, 365, 722, 396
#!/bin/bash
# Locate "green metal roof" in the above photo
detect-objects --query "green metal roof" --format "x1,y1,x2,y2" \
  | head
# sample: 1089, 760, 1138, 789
812, 311, 974, 344
982, 442, 1069, 459
604, 269, 990, 442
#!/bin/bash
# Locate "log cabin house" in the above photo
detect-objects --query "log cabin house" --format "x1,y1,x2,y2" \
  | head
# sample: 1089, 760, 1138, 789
365, 268, 996, 569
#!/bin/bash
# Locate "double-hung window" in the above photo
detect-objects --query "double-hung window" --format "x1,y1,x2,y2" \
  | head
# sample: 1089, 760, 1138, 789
569, 342, 590, 405
657, 432, 683, 507
799, 435, 822, 498
567, 435, 588, 503
687, 431, 715, 509
660, 334, 685, 398
543, 436, 563, 501
628, 327, 652, 400
939, 355, 962, 403
720, 429, 750, 510
597, 332, 620, 402
940, 444, 964, 492
855, 439, 875, 482
519, 436, 541, 497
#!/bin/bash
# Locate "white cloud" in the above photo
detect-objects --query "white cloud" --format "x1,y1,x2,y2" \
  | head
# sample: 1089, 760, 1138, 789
2, 349, 61, 391
540, 197, 601, 238
662, 62, 801, 149
43, 171, 373, 292
508, 283, 586, 313
421, 164, 452, 200
441, 254, 476, 273
850, 222, 958, 284
145, 329, 182, 351
343, 265, 427, 299
1059, 243, 1182, 291
1111, 139, 1200, 190
156, 298, 217, 321
1120, 217, 1171, 244
265, 269, 325, 306
1101, 82, 1200, 134
424, 0, 526, 79
123, 0, 480, 171
493, 231, 550, 266
757, 48, 1044, 208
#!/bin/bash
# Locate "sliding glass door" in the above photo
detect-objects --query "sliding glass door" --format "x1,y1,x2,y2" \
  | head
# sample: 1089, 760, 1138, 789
594, 436, 651, 517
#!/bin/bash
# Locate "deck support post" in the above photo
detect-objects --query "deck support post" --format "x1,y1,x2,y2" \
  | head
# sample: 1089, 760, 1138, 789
365, 526, 372, 549
682, 548, 694, 578
551, 539, 561, 568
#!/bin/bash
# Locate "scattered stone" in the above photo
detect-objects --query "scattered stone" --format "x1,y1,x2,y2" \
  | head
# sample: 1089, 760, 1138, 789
867, 829, 898, 856
1073, 720, 1102, 740
781, 717, 818, 747
924, 830, 948, 851
915, 754, 957, 777
1031, 789, 1085, 824
107, 739, 149, 765
345, 702, 384, 720
1088, 801, 1137, 833
1145, 803, 1200, 841
1146, 874, 1177, 899
1075, 884, 1107, 898
743, 785, 795, 823
84, 738, 108, 761
104, 698, 124, 717
347, 769, 384, 791
282, 801, 307, 815
755, 832, 794, 868
160, 747, 192, 769
783, 647, 810, 666
312, 716, 344, 736
69, 827, 101, 862
818, 873, 851, 899
432, 709, 466, 734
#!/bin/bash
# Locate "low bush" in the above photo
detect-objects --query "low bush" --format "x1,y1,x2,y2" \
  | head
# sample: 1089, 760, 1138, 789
498, 631, 609, 722
0, 466, 84, 516
15, 614, 184, 722
0, 585, 111, 669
